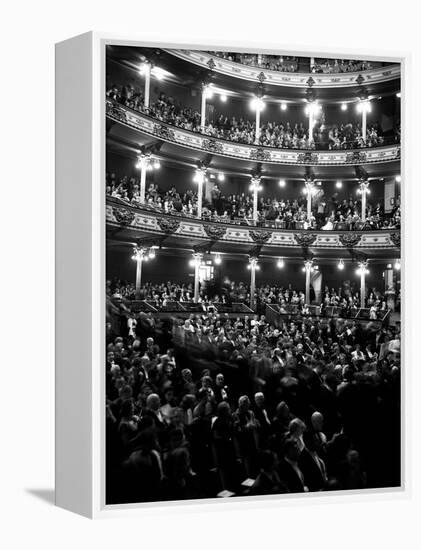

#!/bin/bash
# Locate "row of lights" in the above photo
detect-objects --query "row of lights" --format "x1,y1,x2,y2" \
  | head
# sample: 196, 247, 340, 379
209, 172, 225, 182
142, 251, 400, 274
204, 84, 228, 102
136, 155, 161, 171
248, 98, 385, 115
148, 160, 400, 192
138, 62, 166, 81
131, 246, 157, 262
337, 259, 400, 272
196, 174, 400, 190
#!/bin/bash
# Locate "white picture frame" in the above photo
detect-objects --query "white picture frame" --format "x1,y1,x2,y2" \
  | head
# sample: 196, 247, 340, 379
55, 32, 409, 518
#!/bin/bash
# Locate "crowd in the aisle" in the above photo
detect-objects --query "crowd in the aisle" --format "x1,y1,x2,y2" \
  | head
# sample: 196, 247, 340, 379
106, 172, 401, 231
105, 286, 401, 503
107, 85, 398, 150
108, 278, 394, 320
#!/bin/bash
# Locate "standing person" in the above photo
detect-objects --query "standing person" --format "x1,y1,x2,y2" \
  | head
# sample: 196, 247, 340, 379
278, 438, 308, 493
233, 395, 260, 478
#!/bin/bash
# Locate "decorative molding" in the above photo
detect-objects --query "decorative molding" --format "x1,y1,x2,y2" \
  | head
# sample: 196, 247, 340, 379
165, 49, 401, 88
390, 232, 401, 247
249, 147, 271, 161
202, 138, 223, 153
153, 123, 175, 141
250, 230, 272, 244
203, 224, 227, 239
346, 151, 367, 163
339, 233, 362, 247
257, 71, 266, 83
113, 207, 135, 225
294, 233, 318, 246
156, 217, 180, 234
297, 152, 319, 164
206, 58, 216, 70
106, 200, 400, 251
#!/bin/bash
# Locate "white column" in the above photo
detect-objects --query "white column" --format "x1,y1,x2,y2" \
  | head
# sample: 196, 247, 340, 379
143, 63, 151, 110
137, 155, 149, 203
361, 188, 367, 222
384, 264, 396, 312
304, 260, 313, 305
201, 85, 207, 132
249, 257, 258, 310
358, 261, 368, 308
257, 53, 263, 66
308, 107, 314, 142
196, 167, 206, 218
133, 248, 145, 299
359, 181, 369, 222
361, 105, 367, 142
255, 107, 261, 145
193, 253, 203, 303
305, 181, 314, 222
251, 176, 261, 223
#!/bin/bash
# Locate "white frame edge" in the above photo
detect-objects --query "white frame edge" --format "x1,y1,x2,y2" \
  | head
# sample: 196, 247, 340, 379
55, 31, 410, 519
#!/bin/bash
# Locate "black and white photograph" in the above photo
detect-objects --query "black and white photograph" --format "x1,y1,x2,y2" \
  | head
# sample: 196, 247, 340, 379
104, 45, 401, 505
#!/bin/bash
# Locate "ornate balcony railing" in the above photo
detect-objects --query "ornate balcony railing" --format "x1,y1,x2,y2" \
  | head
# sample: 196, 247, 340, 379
165, 50, 401, 88
106, 100, 401, 167
106, 198, 401, 251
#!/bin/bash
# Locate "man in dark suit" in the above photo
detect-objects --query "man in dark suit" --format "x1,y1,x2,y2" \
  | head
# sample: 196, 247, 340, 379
278, 437, 308, 493
299, 431, 327, 492
249, 450, 288, 496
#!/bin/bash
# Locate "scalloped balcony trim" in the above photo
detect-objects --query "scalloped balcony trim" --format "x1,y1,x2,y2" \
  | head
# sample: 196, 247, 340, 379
106, 200, 401, 250
106, 101, 400, 167
165, 49, 401, 88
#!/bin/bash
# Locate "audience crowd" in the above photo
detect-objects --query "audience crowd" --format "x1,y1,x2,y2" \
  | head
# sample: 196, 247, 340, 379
211, 52, 300, 72
310, 58, 375, 74
107, 172, 401, 231
107, 85, 398, 150
211, 52, 378, 74
108, 278, 394, 320
106, 285, 401, 503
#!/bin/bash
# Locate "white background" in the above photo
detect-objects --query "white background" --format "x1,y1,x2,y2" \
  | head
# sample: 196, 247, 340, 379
1, 0, 420, 547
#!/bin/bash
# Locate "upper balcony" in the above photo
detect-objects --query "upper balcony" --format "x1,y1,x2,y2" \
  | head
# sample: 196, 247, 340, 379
166, 49, 401, 89
106, 196, 400, 260
106, 99, 400, 167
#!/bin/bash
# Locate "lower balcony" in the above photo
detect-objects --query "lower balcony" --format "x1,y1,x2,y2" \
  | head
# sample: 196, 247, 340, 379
106, 197, 400, 256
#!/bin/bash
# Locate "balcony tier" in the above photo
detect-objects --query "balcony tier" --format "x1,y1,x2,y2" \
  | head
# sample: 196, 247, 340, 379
106, 100, 401, 167
106, 198, 400, 257
165, 49, 401, 89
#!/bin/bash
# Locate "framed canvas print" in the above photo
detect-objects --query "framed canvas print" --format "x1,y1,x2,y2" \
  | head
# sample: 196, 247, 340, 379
55, 32, 407, 518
